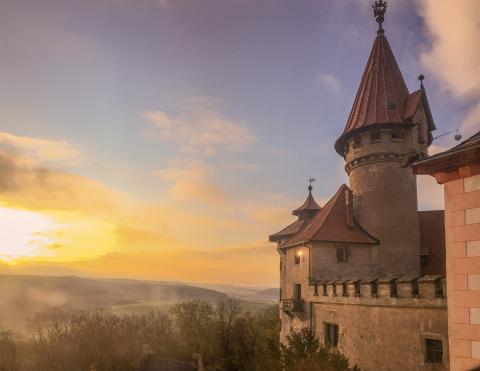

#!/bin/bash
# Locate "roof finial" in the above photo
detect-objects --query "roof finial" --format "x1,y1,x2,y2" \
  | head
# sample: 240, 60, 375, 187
372, 0, 387, 34
418, 74, 425, 88
308, 177, 316, 193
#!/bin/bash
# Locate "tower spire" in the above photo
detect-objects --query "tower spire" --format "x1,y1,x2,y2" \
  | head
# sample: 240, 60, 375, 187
372, 0, 387, 34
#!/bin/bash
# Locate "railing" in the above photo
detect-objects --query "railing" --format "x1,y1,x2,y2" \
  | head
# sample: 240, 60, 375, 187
282, 299, 303, 313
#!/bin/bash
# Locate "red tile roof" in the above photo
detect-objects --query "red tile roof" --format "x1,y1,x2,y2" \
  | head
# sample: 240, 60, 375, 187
335, 34, 436, 155
269, 219, 307, 242
412, 131, 480, 175
343, 35, 408, 127
292, 188, 321, 217
419, 210, 445, 275
403, 90, 422, 120
282, 184, 379, 247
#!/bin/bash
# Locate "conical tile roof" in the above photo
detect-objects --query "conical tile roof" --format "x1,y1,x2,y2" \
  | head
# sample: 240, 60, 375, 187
335, 33, 410, 155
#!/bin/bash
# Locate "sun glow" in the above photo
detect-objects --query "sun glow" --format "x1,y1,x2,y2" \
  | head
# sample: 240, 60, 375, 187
0, 206, 57, 262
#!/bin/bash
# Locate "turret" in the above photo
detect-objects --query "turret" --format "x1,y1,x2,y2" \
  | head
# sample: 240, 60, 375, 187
334, 0, 436, 276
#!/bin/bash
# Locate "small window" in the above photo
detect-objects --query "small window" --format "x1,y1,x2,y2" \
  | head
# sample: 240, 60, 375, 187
425, 339, 443, 363
324, 323, 339, 347
391, 129, 402, 140
336, 247, 349, 263
294, 255, 300, 264
279, 288, 282, 301
314, 284, 319, 296
388, 102, 396, 110
420, 255, 428, 268
322, 284, 327, 296
294, 284, 302, 301
353, 136, 362, 148
370, 128, 381, 141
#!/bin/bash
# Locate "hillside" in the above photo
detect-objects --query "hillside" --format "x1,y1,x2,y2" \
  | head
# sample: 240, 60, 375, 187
0, 274, 228, 321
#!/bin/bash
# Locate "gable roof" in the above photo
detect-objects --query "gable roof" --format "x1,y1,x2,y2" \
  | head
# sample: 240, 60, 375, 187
412, 131, 480, 175
404, 87, 436, 135
282, 184, 379, 247
269, 219, 307, 242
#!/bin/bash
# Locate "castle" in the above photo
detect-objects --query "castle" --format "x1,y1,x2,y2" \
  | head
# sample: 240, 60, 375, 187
269, 2, 450, 370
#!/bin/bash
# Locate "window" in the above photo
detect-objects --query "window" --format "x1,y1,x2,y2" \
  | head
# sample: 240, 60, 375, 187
353, 136, 362, 148
324, 323, 339, 347
314, 284, 319, 296
391, 128, 402, 140
294, 255, 300, 264
420, 255, 428, 268
280, 260, 283, 271
279, 288, 282, 301
322, 283, 327, 296
370, 128, 381, 141
336, 247, 349, 262
425, 339, 443, 363
294, 284, 302, 301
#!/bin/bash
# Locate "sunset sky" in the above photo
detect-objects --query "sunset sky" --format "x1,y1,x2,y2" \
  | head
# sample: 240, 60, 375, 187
0, 0, 478, 286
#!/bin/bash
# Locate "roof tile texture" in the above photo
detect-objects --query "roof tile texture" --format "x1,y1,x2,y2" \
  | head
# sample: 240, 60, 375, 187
283, 184, 378, 247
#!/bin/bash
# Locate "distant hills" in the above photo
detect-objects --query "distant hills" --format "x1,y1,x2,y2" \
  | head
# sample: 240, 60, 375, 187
0, 274, 278, 324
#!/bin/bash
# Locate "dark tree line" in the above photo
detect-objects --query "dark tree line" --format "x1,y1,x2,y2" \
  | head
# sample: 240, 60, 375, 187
0, 299, 359, 371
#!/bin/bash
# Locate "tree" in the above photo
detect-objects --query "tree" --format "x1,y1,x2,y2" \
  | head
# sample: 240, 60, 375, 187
281, 328, 360, 371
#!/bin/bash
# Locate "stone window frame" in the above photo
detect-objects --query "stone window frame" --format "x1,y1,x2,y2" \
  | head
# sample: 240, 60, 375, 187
336, 245, 350, 263
391, 128, 403, 142
370, 127, 381, 143
420, 333, 447, 366
353, 135, 362, 148
324, 322, 339, 348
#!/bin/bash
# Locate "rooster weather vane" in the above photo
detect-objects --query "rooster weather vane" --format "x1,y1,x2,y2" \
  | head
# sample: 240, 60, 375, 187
372, 0, 387, 34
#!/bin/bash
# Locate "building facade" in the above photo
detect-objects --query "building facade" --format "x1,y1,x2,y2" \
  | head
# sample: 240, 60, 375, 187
270, 2, 449, 370
413, 132, 480, 370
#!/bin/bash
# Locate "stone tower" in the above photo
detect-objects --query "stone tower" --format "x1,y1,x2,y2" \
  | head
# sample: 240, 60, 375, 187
334, 2, 436, 276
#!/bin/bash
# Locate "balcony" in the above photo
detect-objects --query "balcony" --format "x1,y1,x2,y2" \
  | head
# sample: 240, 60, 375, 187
281, 298, 303, 313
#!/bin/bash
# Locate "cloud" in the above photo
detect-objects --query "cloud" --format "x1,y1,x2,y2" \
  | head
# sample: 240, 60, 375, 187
0, 132, 79, 167
2, 243, 279, 286
314, 73, 342, 96
153, 160, 226, 206
417, 0, 480, 137
144, 97, 255, 158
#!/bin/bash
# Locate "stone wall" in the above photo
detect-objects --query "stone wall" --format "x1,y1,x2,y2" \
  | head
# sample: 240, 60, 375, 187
310, 242, 373, 280
345, 126, 422, 276
281, 277, 449, 370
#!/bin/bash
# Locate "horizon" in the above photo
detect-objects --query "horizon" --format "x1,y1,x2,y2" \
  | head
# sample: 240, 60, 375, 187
0, 0, 479, 286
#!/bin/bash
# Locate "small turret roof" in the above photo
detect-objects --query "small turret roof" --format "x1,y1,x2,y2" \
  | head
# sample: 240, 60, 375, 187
292, 185, 321, 216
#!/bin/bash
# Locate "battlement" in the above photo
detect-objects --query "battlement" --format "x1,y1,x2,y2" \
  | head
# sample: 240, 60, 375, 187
308, 275, 446, 307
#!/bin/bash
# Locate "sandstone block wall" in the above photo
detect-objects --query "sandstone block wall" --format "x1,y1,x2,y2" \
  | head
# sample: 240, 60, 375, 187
445, 175, 480, 371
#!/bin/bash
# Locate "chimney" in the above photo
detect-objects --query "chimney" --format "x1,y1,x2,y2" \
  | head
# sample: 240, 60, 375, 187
345, 189, 354, 229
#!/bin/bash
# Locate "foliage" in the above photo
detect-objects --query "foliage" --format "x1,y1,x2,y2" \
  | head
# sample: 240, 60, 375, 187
281, 328, 360, 371
0, 301, 359, 371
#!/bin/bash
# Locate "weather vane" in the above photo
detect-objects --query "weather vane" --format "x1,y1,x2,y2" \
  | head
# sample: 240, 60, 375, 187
372, 0, 387, 34
308, 177, 316, 192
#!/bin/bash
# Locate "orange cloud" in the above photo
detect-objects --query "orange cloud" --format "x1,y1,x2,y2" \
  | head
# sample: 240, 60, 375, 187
144, 96, 255, 158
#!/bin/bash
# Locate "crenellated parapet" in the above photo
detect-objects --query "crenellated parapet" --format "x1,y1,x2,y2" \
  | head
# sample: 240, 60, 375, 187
308, 275, 446, 308
343, 127, 419, 175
